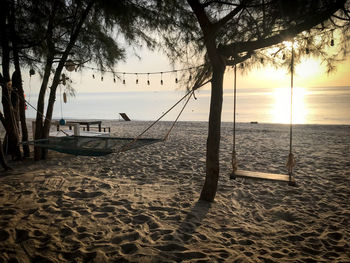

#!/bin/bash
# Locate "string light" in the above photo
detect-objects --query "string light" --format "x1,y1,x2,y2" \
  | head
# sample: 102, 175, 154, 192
160, 72, 163, 85
175, 70, 178, 83
123, 73, 126, 84
92, 74, 95, 79
86, 64, 203, 75
147, 73, 150, 85
101, 76, 103, 81
136, 73, 139, 84
113, 75, 116, 83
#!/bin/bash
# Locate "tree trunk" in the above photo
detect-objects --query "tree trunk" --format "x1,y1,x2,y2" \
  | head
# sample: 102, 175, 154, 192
42, 0, 95, 150
34, 58, 53, 160
199, 65, 225, 202
0, 2, 22, 160
187, 0, 227, 202
0, 139, 10, 171
0, 112, 10, 171
10, 1, 30, 157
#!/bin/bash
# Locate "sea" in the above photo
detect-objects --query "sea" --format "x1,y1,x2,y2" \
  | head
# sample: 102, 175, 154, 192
17, 86, 350, 125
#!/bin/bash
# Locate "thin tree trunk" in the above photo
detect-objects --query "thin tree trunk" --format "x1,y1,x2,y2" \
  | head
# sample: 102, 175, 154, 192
34, 57, 53, 160
0, 112, 10, 171
0, 139, 10, 171
0, 2, 22, 160
42, 0, 95, 139
10, 1, 30, 157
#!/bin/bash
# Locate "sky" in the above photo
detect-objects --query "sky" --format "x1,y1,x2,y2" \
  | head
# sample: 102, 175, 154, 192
18, 42, 350, 125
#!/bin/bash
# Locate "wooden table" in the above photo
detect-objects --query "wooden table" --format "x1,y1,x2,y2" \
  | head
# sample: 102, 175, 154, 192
56, 121, 102, 132
67, 121, 102, 132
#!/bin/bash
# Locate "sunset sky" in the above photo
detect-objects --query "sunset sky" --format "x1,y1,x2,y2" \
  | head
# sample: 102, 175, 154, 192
21, 40, 350, 125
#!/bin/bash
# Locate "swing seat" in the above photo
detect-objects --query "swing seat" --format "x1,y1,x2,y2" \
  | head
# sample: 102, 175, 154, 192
231, 169, 294, 183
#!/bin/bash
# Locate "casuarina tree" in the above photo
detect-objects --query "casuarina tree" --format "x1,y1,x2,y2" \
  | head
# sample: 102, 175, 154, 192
152, 0, 350, 201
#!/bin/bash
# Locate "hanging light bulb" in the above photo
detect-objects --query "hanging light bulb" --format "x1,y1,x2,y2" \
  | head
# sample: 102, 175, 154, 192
62, 73, 66, 85
101, 76, 103, 81
160, 72, 163, 85
123, 73, 126, 84
65, 59, 76, 72
113, 75, 116, 83
147, 73, 150, 85
29, 68, 35, 76
136, 73, 139, 84
92, 74, 95, 79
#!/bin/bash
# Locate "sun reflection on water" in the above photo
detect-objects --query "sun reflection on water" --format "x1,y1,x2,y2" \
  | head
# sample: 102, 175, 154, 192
272, 86, 307, 124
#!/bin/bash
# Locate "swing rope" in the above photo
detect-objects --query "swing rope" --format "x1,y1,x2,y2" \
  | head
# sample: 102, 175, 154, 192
232, 65, 238, 173
59, 84, 64, 120
231, 42, 296, 184
120, 80, 210, 153
163, 90, 194, 141
286, 41, 296, 182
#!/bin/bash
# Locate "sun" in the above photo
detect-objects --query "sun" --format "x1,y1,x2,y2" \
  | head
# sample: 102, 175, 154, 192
271, 86, 307, 124
295, 58, 322, 81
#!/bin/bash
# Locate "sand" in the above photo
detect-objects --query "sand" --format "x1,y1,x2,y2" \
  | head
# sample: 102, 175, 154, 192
0, 121, 349, 262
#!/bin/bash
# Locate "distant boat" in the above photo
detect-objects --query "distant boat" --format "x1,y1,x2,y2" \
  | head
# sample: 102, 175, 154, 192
250, 121, 258, 124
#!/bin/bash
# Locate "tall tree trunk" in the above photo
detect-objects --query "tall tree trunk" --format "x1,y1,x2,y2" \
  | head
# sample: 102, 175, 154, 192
199, 64, 225, 202
0, 139, 10, 171
187, 0, 226, 202
33, 0, 59, 161
0, 112, 10, 171
9, 0, 30, 157
42, 0, 95, 146
34, 57, 53, 160
0, 2, 22, 160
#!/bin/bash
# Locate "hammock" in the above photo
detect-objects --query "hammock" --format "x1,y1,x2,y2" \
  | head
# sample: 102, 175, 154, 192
21, 80, 205, 158
23, 136, 162, 156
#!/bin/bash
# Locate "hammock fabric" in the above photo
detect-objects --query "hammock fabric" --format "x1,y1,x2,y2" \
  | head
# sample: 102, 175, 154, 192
24, 136, 162, 156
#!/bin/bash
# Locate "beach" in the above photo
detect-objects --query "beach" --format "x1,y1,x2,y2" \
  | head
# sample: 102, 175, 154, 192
0, 120, 349, 262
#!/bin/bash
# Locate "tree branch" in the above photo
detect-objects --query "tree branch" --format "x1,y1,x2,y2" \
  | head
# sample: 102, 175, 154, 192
213, 0, 246, 29
226, 51, 252, 65
218, 0, 346, 57
202, 1, 240, 8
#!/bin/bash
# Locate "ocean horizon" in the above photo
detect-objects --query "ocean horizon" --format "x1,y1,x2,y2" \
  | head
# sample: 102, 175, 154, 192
2, 85, 350, 125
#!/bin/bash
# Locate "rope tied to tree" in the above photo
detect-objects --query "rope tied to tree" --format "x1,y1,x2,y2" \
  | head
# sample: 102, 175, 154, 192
286, 152, 296, 174
232, 64, 238, 173
118, 83, 206, 154
286, 39, 296, 180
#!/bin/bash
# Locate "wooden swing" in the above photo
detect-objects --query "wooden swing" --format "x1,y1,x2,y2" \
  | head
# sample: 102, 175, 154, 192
230, 43, 296, 186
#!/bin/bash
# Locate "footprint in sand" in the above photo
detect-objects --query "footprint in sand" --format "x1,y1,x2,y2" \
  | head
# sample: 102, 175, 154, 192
15, 229, 29, 243
0, 229, 10, 242
121, 243, 139, 254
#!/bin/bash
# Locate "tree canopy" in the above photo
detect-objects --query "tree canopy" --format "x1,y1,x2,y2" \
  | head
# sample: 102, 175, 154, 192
148, 0, 350, 201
